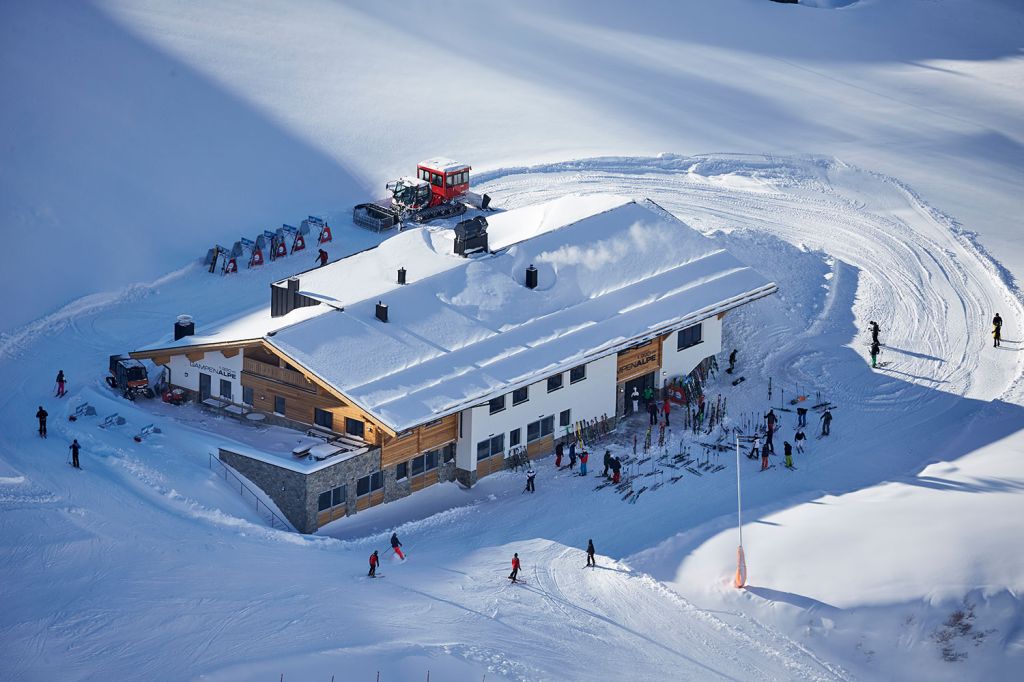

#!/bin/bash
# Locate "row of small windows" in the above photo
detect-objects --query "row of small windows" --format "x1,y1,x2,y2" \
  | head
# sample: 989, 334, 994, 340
417, 169, 469, 187
477, 413, 561, 463
396, 444, 454, 480
317, 484, 347, 512
488, 364, 587, 415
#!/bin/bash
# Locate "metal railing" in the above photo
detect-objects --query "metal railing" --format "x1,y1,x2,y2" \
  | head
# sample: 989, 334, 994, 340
207, 453, 292, 532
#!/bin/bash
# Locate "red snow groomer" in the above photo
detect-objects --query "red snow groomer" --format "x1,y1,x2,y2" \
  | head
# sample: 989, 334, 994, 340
353, 158, 491, 231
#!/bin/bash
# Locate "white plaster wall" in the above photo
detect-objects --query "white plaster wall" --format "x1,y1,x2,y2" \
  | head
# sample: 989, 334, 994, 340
458, 354, 618, 472
659, 316, 723, 386
167, 350, 243, 400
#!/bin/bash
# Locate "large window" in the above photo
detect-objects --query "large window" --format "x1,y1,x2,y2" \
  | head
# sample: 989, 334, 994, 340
677, 323, 703, 351
345, 417, 365, 439
317, 484, 347, 512
476, 434, 505, 461
570, 364, 586, 384
219, 379, 232, 400
510, 428, 522, 448
242, 386, 254, 406
512, 386, 529, 406
314, 408, 333, 430
412, 448, 441, 476
560, 409, 571, 427
442, 442, 455, 463
356, 471, 383, 497
489, 395, 506, 415
527, 415, 555, 442
547, 373, 563, 393
274, 395, 286, 415
396, 462, 408, 481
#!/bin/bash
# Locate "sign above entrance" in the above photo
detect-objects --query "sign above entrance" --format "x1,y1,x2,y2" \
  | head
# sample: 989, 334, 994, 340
616, 338, 662, 382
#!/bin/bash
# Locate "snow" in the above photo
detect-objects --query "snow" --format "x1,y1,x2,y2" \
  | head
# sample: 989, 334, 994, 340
418, 158, 470, 174
2, 0, 1024, 679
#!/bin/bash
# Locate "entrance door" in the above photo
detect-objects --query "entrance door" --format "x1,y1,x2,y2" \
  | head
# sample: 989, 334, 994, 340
199, 372, 212, 401
624, 372, 656, 414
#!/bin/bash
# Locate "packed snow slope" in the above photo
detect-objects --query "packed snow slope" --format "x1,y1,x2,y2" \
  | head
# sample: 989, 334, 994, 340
2, 0, 1023, 330
2, 154, 1023, 680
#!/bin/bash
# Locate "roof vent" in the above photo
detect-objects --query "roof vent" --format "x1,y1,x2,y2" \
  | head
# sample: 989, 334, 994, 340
375, 301, 389, 323
525, 265, 538, 290
174, 315, 195, 341
398, 267, 407, 285
454, 216, 488, 257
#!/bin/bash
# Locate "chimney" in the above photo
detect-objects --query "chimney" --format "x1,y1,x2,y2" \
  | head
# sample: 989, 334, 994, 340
525, 265, 538, 290
398, 267, 407, 285
174, 314, 195, 341
375, 301, 389, 323
287, 277, 299, 294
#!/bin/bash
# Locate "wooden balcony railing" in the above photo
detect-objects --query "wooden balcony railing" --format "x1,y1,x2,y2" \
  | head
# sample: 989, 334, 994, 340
243, 357, 315, 391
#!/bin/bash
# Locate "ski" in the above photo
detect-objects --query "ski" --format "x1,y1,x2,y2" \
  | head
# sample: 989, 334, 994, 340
731, 376, 746, 386
670, 475, 684, 484
685, 466, 703, 476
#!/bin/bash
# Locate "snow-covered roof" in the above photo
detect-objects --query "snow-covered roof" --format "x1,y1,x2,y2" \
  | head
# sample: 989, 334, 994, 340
266, 196, 777, 432
418, 158, 470, 173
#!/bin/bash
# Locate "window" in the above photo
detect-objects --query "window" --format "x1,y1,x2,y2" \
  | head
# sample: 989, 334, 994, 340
396, 462, 408, 480
512, 387, 529, 405
412, 449, 441, 476
510, 428, 521, 448
476, 434, 504, 461
560, 409, 571, 427
219, 379, 232, 400
314, 408, 333, 430
527, 415, 554, 442
242, 386, 254, 406
489, 395, 506, 415
317, 491, 331, 512
332, 486, 345, 506
442, 443, 455, 463
345, 417, 365, 439
431, 173, 442, 187
570, 364, 586, 384
547, 373, 563, 393
677, 323, 703, 351
318, 484, 346, 512
357, 471, 383, 497
274, 395, 286, 415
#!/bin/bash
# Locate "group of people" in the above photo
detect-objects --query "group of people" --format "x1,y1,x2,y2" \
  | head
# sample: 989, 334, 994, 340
34, 370, 81, 468
367, 533, 406, 576
749, 407, 831, 471
507, 540, 597, 583
554, 440, 590, 476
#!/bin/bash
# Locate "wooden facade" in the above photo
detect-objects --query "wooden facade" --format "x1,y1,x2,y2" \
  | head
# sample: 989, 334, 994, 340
526, 434, 554, 460
476, 454, 506, 479
380, 415, 458, 469
316, 503, 347, 528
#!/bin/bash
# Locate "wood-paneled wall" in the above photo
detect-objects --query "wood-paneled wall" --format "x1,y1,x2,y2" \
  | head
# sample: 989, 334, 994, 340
380, 414, 458, 469
527, 435, 554, 460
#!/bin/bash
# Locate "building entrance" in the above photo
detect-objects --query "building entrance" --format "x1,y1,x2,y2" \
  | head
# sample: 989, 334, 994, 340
623, 371, 657, 414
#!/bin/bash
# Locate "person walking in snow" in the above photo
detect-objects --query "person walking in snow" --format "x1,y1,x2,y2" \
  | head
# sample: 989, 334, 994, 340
647, 400, 658, 426
586, 539, 596, 568
368, 550, 379, 577
796, 407, 808, 428
508, 553, 521, 583
870, 340, 881, 368
390, 533, 405, 560
579, 450, 589, 476
602, 450, 612, 478
760, 443, 770, 471
727, 349, 737, 374
55, 370, 66, 398
316, 248, 329, 267
69, 439, 80, 469
630, 387, 640, 414
525, 466, 536, 493
794, 428, 806, 454
820, 408, 833, 437
993, 313, 1003, 348
869, 321, 881, 345
611, 456, 621, 484
662, 399, 671, 426
36, 406, 48, 438
784, 441, 794, 469
568, 441, 577, 470
555, 441, 564, 468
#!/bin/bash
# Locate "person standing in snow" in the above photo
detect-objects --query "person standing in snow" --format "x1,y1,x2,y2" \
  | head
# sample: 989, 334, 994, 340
764, 409, 777, 453
568, 441, 577, 470
869, 321, 881, 345
794, 428, 806, 454
727, 349, 737, 374
870, 340, 881, 368
630, 387, 640, 414
36, 406, 48, 438
555, 441, 564, 468
796, 407, 808, 428
368, 550, 379, 577
642, 385, 654, 407
760, 443, 770, 471
390, 533, 405, 560
784, 441, 794, 469
748, 435, 760, 460
316, 248, 329, 268
508, 553, 521, 583
647, 400, 658, 426
993, 313, 1003, 348
611, 456, 621, 484
69, 439, 80, 468
579, 450, 589, 476
525, 466, 536, 493
602, 450, 612, 478
820, 408, 833, 437
586, 539, 596, 568
662, 399, 671, 426
55, 370, 66, 398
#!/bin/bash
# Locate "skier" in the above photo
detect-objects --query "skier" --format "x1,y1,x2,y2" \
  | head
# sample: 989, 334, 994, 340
390, 533, 405, 560
696, 394, 706, 425
568, 441, 577, 470
611, 456, 621, 484
579, 450, 589, 476
586, 539, 596, 568
764, 410, 777, 453
69, 439, 81, 469
630, 387, 640, 414
727, 349, 737, 374
602, 450, 612, 478
508, 553, 521, 583
869, 320, 881, 344
748, 435, 760, 460
870, 340, 881, 368
794, 428, 806, 454
662, 399, 671, 426
993, 313, 1002, 348
760, 443, 770, 471
784, 441, 794, 469
316, 248, 329, 268
36, 406, 48, 438
796, 407, 808, 428
525, 466, 536, 493
820, 408, 833, 437
647, 400, 658, 426
368, 550, 379, 577
55, 370, 66, 397
555, 441, 564, 468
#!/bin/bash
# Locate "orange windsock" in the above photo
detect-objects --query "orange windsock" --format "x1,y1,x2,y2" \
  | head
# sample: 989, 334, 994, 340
734, 545, 747, 589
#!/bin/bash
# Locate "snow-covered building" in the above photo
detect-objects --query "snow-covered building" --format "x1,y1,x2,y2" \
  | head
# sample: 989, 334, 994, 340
132, 195, 776, 531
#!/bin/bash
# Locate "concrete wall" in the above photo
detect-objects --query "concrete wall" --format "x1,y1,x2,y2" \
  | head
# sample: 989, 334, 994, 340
169, 350, 243, 401
660, 316, 723, 387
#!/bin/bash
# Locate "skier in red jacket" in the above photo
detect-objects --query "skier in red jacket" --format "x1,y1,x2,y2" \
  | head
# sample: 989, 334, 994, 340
662, 399, 671, 426
508, 553, 521, 582
368, 550, 379, 577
